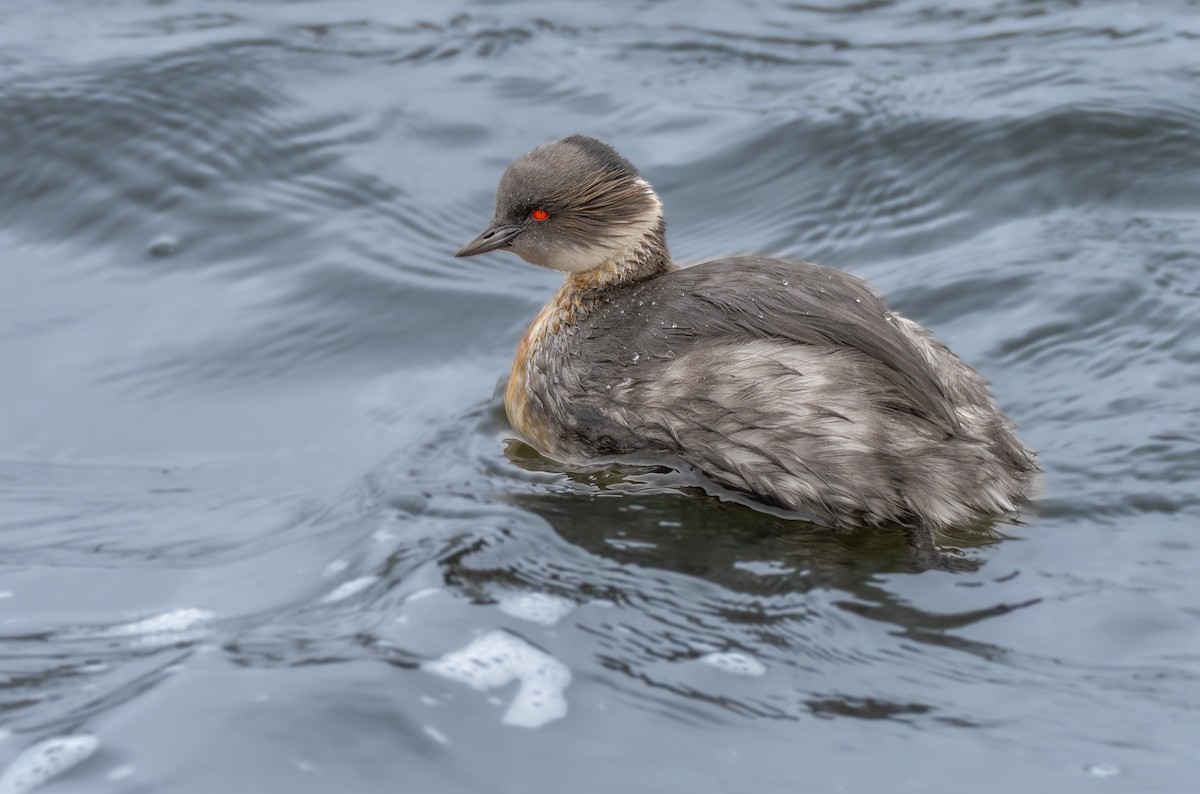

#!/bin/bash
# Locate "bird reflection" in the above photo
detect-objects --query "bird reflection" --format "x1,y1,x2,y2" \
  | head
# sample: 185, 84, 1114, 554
501, 439, 1002, 584
425, 434, 1042, 727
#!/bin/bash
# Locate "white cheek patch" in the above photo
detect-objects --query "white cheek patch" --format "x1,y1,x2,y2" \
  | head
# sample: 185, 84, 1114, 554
543, 241, 626, 273
540, 183, 664, 273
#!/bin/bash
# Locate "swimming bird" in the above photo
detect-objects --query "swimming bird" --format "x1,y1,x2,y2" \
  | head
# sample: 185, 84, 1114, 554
456, 135, 1037, 551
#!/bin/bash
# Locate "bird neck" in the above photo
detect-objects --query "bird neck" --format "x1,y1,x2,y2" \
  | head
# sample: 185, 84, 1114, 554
565, 217, 673, 293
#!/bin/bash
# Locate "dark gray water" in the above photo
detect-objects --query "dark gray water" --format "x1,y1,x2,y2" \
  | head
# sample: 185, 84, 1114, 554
2, 0, 1199, 791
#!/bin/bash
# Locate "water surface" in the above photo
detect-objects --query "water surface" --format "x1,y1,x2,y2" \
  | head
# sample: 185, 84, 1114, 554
2, 1, 1200, 792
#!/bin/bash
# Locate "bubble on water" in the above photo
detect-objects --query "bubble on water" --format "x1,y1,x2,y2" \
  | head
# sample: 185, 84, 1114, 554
425, 631, 571, 728
321, 576, 378, 603
0, 734, 99, 794
1085, 763, 1121, 778
699, 652, 767, 677
147, 236, 178, 257
497, 592, 575, 626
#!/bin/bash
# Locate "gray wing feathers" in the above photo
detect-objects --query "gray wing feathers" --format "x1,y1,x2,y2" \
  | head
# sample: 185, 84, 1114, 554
561, 258, 1036, 528
580, 258, 963, 435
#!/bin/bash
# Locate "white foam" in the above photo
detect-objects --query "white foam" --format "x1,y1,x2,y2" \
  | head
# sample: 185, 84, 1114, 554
496, 593, 575, 626
321, 576, 377, 604
699, 652, 767, 677
0, 592, 13, 600
0, 735, 99, 794
423, 726, 449, 745
99, 608, 214, 647
110, 608, 213, 636
1086, 763, 1121, 778
424, 631, 571, 729
106, 766, 134, 782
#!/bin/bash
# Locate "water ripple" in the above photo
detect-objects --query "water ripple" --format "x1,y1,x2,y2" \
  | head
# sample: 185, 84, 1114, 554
4, 0, 1200, 790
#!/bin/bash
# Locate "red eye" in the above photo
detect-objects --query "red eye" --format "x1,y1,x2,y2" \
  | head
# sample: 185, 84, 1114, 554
530, 208, 549, 222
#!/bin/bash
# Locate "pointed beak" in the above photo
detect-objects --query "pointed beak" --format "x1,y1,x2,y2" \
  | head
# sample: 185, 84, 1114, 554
454, 223, 523, 258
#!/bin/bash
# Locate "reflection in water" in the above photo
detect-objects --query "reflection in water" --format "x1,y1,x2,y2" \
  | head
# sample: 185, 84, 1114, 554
503, 438, 1003, 573
420, 438, 1041, 727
